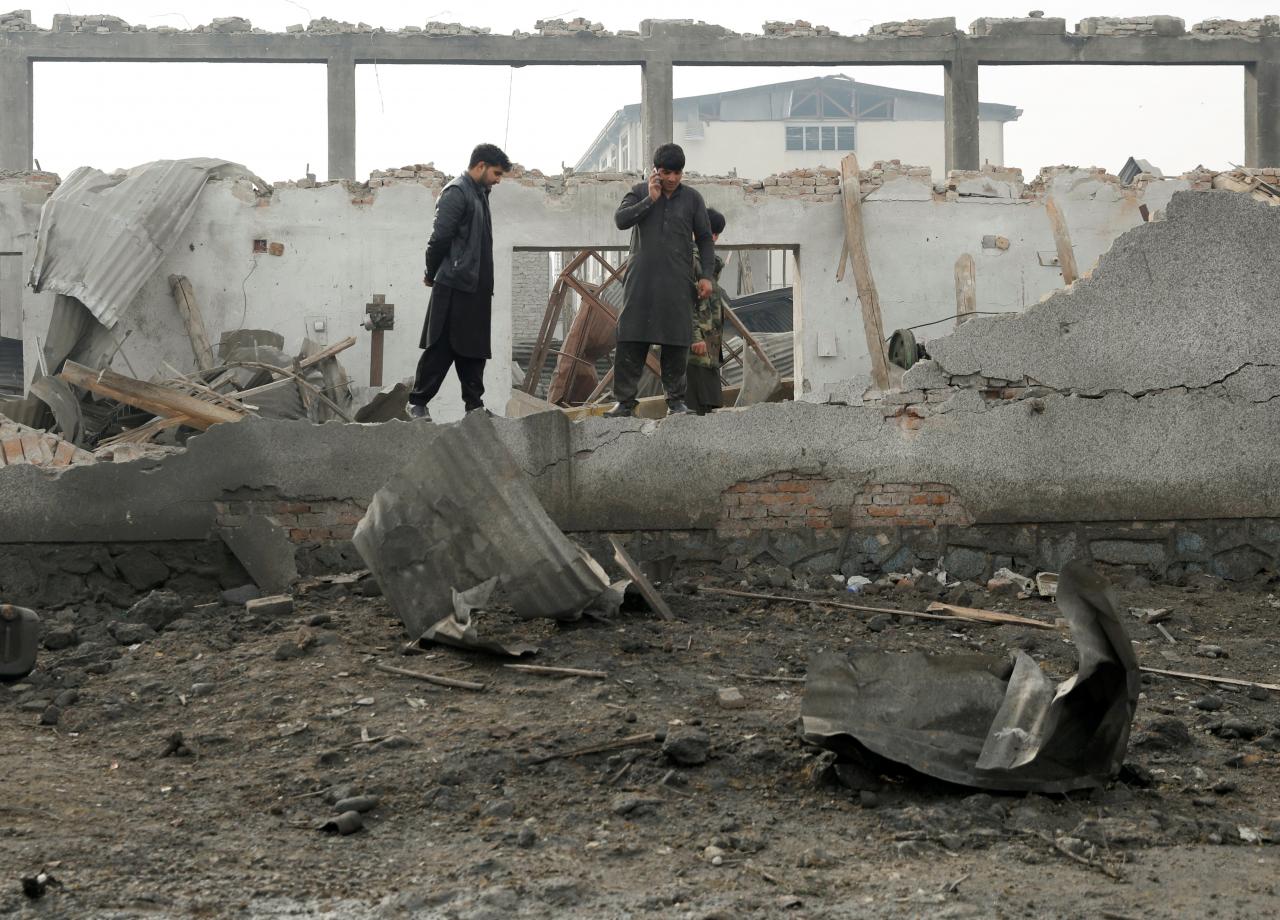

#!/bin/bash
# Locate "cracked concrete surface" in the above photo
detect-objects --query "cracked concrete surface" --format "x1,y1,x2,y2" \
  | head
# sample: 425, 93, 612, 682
927, 192, 1280, 399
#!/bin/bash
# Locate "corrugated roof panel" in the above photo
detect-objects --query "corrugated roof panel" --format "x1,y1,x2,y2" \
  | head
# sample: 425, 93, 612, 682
28, 159, 266, 329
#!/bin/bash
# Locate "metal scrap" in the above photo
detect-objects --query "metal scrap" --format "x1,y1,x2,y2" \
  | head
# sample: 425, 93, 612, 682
353, 411, 612, 637
801, 561, 1139, 793
415, 578, 541, 658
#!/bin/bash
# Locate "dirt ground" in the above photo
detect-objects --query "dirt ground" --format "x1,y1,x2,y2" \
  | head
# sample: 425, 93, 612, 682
2, 560, 1278, 919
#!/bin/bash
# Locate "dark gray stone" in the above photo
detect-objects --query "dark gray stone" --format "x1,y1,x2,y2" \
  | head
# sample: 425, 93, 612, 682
113, 549, 170, 591
41, 624, 79, 650
1090, 539, 1167, 567
109, 622, 157, 645
943, 547, 988, 581
125, 590, 186, 631
662, 728, 710, 765
218, 518, 299, 594
221, 584, 261, 605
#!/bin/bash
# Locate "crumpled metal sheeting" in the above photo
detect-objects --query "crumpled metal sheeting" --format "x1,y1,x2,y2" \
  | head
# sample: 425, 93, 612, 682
29, 158, 266, 329
802, 561, 1139, 793
353, 411, 610, 637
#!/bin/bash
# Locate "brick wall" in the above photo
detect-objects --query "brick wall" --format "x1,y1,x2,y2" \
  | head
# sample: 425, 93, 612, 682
848, 483, 972, 528
215, 499, 367, 544
511, 250, 552, 343
718, 472, 832, 537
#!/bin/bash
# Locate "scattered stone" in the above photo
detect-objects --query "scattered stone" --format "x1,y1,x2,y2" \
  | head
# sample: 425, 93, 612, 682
189, 682, 216, 698
1212, 718, 1264, 740
113, 549, 170, 591
1212, 780, 1238, 795
1193, 695, 1225, 712
859, 790, 879, 808
373, 735, 418, 752
717, 687, 747, 710
866, 614, 894, 632
246, 595, 295, 617
703, 844, 726, 865
221, 584, 261, 605
1119, 762, 1155, 787
126, 589, 186, 631
53, 689, 79, 708
482, 799, 515, 819
161, 731, 194, 757
307, 612, 332, 627
273, 641, 306, 661
1132, 716, 1192, 750
319, 810, 363, 835
516, 822, 538, 848
39, 705, 60, 725
109, 622, 157, 645
42, 625, 79, 650
612, 795, 662, 817
333, 795, 380, 813
1194, 644, 1228, 659
662, 727, 710, 765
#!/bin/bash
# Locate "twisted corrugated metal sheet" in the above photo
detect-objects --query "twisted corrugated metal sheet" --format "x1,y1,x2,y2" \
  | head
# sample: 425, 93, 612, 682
353, 411, 611, 637
28, 158, 266, 329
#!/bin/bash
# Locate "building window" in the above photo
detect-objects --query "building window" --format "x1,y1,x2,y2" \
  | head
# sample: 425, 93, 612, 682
786, 124, 855, 151
619, 132, 630, 170
856, 90, 895, 120
787, 81, 855, 119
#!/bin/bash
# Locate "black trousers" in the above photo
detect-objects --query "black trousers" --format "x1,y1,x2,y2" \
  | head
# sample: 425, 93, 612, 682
613, 341, 688, 408
410, 335, 486, 411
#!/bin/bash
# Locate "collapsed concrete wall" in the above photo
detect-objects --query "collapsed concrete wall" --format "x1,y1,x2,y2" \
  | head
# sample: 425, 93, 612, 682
2, 190, 1278, 586
8, 162, 1193, 420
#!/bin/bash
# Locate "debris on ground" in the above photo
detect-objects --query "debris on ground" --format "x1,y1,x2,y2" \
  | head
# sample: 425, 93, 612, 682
801, 561, 1140, 792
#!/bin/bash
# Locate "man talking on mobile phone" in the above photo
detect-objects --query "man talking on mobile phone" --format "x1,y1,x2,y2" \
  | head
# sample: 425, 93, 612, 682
606, 143, 715, 418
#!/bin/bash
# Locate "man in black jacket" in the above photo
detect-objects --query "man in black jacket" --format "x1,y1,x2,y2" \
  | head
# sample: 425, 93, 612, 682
606, 143, 716, 418
410, 142, 512, 420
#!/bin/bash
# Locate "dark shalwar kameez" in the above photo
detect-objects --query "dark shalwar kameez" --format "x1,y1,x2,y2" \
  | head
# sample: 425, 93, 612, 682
612, 181, 716, 408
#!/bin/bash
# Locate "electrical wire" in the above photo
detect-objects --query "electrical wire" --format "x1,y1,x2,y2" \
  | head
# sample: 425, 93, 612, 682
904, 311, 1013, 333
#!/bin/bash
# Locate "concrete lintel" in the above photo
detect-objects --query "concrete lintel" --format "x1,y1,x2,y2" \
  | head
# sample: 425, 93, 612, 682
0, 52, 32, 171
1246, 59, 1280, 167
327, 51, 356, 181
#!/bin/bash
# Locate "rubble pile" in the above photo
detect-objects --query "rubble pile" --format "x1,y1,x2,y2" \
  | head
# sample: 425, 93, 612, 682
50, 13, 131, 33
1192, 17, 1280, 37
762, 20, 838, 37
1076, 16, 1186, 37
0, 8, 34, 30
535, 18, 608, 36
867, 18, 957, 38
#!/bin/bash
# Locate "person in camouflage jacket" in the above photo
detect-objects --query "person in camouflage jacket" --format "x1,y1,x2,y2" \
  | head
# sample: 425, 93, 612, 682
687, 208, 729, 415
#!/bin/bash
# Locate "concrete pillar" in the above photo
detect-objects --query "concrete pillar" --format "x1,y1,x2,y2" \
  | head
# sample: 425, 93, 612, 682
327, 51, 357, 180
641, 57, 674, 166
944, 53, 980, 173
1245, 60, 1280, 167
0, 53, 33, 172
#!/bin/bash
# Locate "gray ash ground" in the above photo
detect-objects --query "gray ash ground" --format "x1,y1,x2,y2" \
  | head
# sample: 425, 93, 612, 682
2, 563, 1279, 918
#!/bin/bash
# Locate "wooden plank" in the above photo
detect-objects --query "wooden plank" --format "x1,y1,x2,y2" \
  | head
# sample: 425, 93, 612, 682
168, 275, 217, 372
59, 360, 243, 431
954, 253, 977, 326
296, 336, 357, 371
839, 154, 890, 390
1044, 197, 1079, 285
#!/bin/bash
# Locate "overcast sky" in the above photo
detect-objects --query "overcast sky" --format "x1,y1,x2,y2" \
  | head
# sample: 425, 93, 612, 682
24, 2, 1275, 180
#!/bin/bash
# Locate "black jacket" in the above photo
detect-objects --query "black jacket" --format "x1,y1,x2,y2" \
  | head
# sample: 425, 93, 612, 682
425, 173, 492, 294
614, 182, 715, 346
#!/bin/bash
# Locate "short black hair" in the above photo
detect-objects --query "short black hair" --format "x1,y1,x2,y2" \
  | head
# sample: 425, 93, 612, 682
707, 208, 726, 236
652, 143, 686, 172
469, 143, 512, 171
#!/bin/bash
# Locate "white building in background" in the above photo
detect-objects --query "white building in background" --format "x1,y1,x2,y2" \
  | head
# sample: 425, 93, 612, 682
575, 75, 1021, 180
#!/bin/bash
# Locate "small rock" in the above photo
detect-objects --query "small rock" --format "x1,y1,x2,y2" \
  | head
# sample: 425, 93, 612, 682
1194, 644, 1228, 660
307, 612, 332, 627
247, 595, 294, 617
516, 822, 538, 848
39, 705, 60, 726
717, 687, 747, 710
373, 736, 417, 752
1119, 763, 1155, 788
797, 847, 833, 868
866, 614, 894, 632
612, 795, 661, 817
42, 625, 80, 651
221, 584, 261, 605
109, 622, 157, 645
1193, 695, 1225, 712
273, 642, 306, 661
662, 727, 710, 765
53, 689, 79, 708
482, 799, 515, 819
189, 682, 216, 698
765, 565, 792, 589
859, 790, 879, 809
125, 589, 186, 631
703, 844, 726, 864
333, 795, 380, 813
1212, 780, 1237, 795
1133, 717, 1192, 751
1213, 718, 1264, 740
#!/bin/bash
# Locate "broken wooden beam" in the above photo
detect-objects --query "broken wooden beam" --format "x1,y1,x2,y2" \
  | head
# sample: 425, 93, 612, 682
168, 275, 216, 372
839, 154, 890, 390
1044, 197, 1080, 285
59, 360, 244, 431
954, 253, 977, 326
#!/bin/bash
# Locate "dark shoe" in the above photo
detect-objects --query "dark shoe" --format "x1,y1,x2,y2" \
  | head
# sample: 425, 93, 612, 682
408, 403, 432, 421
465, 405, 492, 417
666, 400, 690, 416
603, 403, 634, 418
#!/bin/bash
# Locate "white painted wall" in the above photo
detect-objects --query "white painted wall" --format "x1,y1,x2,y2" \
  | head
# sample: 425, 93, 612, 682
12, 169, 1189, 420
